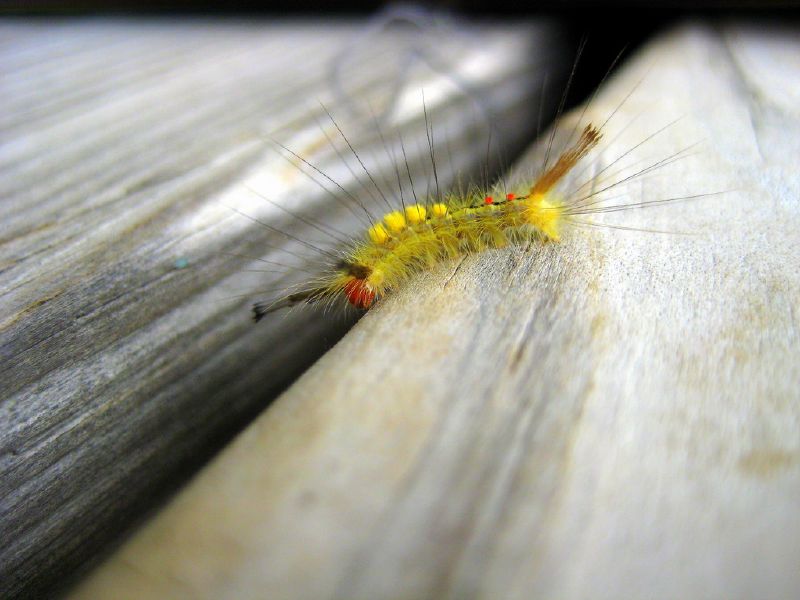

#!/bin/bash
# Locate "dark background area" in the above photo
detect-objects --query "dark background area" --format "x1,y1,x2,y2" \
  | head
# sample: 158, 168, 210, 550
3, 0, 799, 118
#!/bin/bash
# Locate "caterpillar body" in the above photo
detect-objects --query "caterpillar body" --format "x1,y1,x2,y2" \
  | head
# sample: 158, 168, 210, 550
253, 123, 605, 320
248, 41, 706, 322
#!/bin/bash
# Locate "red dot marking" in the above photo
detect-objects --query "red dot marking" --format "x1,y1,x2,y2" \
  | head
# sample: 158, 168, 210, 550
484, 196, 493, 205
506, 193, 515, 200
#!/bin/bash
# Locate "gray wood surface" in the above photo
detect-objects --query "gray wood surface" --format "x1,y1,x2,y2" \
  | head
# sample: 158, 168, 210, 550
67, 22, 800, 600
0, 17, 564, 598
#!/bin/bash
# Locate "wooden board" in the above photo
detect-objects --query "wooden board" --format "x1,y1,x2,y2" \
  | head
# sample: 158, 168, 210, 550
66, 21, 800, 600
0, 17, 565, 599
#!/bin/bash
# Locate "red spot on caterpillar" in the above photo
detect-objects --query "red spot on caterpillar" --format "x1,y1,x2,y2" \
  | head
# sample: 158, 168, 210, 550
344, 279, 375, 309
506, 193, 515, 200
484, 196, 493, 205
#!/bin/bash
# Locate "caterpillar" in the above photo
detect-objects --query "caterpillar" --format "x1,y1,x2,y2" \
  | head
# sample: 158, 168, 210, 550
253, 123, 603, 319
247, 41, 705, 322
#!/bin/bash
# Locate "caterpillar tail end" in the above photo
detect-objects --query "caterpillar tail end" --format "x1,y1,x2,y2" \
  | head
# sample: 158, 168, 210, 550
252, 287, 327, 321
524, 193, 563, 242
253, 302, 271, 322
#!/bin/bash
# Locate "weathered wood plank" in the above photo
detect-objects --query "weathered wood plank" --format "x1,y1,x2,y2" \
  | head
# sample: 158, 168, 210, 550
0, 18, 564, 598
67, 22, 800, 600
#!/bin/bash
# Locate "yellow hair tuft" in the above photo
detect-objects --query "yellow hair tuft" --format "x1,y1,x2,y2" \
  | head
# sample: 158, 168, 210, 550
367, 223, 389, 244
383, 210, 406, 233
431, 203, 449, 218
405, 204, 427, 224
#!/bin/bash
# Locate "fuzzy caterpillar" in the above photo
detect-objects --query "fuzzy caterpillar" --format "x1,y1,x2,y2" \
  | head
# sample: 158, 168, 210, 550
253, 123, 603, 320
247, 34, 707, 322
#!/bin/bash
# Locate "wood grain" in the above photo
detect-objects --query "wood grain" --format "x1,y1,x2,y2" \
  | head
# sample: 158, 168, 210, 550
0, 18, 564, 598
66, 21, 800, 600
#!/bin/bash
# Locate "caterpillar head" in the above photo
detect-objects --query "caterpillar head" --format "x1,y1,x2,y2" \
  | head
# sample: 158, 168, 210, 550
343, 278, 375, 309
340, 261, 377, 310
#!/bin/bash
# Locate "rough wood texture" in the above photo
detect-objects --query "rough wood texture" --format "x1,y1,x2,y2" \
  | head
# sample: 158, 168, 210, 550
0, 18, 564, 599
66, 22, 800, 600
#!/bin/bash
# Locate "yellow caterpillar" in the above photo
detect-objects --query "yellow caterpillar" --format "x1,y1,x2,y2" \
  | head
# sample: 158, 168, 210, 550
253, 124, 603, 320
